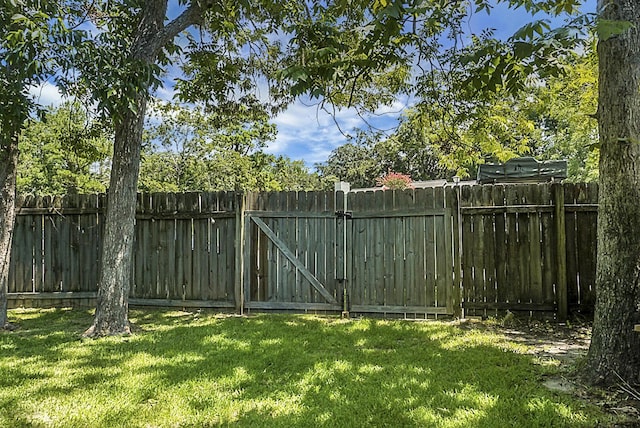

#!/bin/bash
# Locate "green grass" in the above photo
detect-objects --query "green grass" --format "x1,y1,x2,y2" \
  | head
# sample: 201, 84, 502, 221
0, 308, 611, 427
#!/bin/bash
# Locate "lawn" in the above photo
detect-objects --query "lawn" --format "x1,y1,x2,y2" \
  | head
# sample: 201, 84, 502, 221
0, 308, 613, 427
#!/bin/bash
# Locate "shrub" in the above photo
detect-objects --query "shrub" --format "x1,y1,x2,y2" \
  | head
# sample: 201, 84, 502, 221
376, 171, 413, 190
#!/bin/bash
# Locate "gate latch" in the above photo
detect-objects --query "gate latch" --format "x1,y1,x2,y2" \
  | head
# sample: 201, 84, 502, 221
335, 210, 353, 219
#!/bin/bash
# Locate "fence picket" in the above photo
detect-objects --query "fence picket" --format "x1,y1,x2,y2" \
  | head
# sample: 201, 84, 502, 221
492, 185, 507, 311
482, 185, 497, 316
540, 185, 556, 305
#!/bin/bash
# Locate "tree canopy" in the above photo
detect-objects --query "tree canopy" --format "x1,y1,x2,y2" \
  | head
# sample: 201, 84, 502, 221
18, 102, 111, 195
319, 43, 599, 186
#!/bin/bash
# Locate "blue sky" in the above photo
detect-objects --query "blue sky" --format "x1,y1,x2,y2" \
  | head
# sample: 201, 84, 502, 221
267, 0, 597, 167
30, 0, 597, 168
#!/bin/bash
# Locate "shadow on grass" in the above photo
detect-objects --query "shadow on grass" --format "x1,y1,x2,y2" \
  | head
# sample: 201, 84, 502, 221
0, 309, 604, 427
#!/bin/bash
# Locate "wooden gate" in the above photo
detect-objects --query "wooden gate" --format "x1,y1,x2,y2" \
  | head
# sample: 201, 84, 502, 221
346, 187, 456, 316
242, 188, 457, 316
242, 192, 342, 311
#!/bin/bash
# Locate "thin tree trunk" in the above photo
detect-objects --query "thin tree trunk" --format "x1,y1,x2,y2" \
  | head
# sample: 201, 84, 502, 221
584, 0, 640, 386
0, 134, 18, 329
84, 94, 147, 337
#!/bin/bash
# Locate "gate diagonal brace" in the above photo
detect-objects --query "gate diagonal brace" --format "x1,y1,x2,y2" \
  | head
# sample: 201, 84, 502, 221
335, 210, 353, 219
250, 216, 339, 305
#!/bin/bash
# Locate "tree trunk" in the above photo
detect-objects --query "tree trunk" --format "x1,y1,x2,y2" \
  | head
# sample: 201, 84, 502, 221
84, 94, 147, 337
584, 0, 640, 386
84, 0, 203, 336
0, 134, 18, 329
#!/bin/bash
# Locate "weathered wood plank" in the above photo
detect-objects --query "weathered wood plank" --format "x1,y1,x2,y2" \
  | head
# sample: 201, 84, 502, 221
267, 192, 282, 302
246, 301, 341, 311
243, 199, 255, 309
350, 191, 366, 306
312, 193, 327, 303
528, 185, 544, 305
363, 192, 376, 305
373, 190, 386, 305
153, 194, 167, 298
129, 298, 235, 309
295, 192, 307, 303
164, 193, 177, 299
540, 185, 556, 305
463, 302, 556, 311
491, 185, 507, 310
32, 196, 45, 292
401, 189, 417, 307
481, 185, 497, 317
251, 216, 338, 304
412, 189, 427, 308
325, 192, 337, 302
192, 193, 207, 300
176, 193, 198, 300
434, 187, 447, 311
132, 194, 144, 298
382, 190, 396, 307
8, 291, 97, 299
350, 304, 450, 315
557, 183, 570, 321
249, 193, 263, 302
460, 205, 553, 214
42, 197, 60, 292
505, 186, 521, 306
576, 183, 597, 310
460, 185, 475, 315
470, 185, 485, 316
65, 195, 80, 292
10, 196, 28, 292
219, 193, 237, 303
563, 183, 578, 310
234, 193, 244, 310
446, 186, 462, 317
516, 185, 532, 306
305, 193, 316, 303
146, 194, 160, 298
283, 192, 297, 302
400, 189, 425, 306
350, 208, 449, 218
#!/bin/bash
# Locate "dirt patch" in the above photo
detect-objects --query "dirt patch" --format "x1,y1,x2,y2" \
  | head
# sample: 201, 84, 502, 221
542, 377, 577, 394
456, 317, 591, 363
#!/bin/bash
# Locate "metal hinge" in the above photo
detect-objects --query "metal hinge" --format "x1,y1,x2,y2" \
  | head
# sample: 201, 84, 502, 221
335, 210, 353, 219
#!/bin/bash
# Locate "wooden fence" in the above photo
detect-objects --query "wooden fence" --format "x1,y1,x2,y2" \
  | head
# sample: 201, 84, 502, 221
7, 183, 598, 319
458, 183, 597, 318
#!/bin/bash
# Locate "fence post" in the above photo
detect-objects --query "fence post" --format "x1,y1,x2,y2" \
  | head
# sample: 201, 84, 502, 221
335, 182, 350, 316
234, 192, 245, 314
554, 183, 568, 322
449, 181, 463, 318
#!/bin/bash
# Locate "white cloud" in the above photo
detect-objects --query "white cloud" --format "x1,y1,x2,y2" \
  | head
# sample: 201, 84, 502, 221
268, 96, 407, 166
28, 82, 64, 107
154, 83, 177, 101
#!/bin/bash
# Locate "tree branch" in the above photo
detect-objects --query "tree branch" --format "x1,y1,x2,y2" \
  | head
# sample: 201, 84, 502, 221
134, 0, 211, 61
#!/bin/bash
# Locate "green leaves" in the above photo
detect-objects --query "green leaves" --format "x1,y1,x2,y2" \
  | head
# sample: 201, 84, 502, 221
17, 102, 112, 195
596, 19, 635, 41
139, 100, 324, 192
1, 0, 80, 151
512, 20, 551, 40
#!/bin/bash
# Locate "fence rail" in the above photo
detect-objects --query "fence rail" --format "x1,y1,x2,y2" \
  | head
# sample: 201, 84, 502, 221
8, 183, 598, 319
